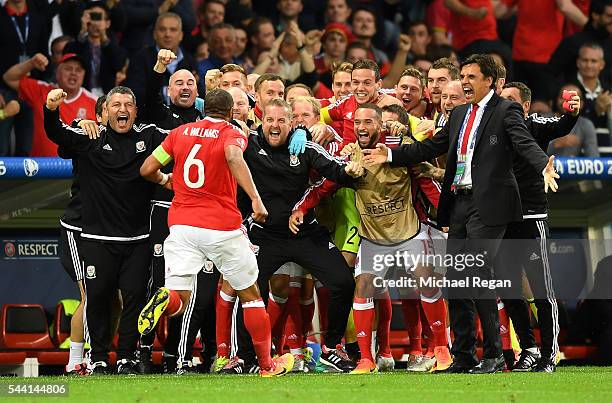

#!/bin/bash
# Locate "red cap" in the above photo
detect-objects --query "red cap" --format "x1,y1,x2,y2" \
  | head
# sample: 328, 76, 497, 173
322, 22, 355, 43
59, 53, 85, 67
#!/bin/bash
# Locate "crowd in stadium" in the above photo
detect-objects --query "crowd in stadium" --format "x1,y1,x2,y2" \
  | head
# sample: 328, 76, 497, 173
1, 0, 611, 377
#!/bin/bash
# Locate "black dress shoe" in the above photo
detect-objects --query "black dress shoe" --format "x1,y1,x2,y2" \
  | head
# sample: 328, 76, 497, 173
469, 356, 506, 374
438, 361, 473, 374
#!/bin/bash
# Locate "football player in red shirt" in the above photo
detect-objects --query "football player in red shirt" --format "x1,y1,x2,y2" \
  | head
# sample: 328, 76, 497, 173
138, 89, 293, 377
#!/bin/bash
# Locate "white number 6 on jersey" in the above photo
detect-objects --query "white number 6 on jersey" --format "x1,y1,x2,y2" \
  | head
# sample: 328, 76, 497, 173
184, 144, 205, 188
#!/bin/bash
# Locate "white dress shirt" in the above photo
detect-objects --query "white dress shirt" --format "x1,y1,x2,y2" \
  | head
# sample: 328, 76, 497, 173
456, 89, 494, 187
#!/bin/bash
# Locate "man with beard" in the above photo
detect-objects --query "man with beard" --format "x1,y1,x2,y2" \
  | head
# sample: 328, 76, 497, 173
44, 86, 168, 374
294, 104, 452, 373
227, 99, 362, 374
428, 58, 461, 129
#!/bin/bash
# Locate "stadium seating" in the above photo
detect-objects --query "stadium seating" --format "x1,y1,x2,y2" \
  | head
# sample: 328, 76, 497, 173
0, 304, 63, 376
0, 304, 55, 350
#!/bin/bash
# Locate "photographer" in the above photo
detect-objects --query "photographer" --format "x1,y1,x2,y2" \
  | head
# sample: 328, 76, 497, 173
64, 1, 127, 96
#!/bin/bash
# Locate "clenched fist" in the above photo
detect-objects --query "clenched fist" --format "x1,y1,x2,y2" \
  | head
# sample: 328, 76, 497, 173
397, 34, 412, 53
154, 49, 177, 73
205, 69, 222, 91
30, 53, 49, 71
46, 88, 67, 110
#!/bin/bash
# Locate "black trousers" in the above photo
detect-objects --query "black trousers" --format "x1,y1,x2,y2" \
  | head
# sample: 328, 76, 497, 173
235, 229, 355, 364
446, 193, 506, 365
81, 239, 150, 363
496, 218, 559, 362
141, 204, 181, 354
176, 266, 220, 368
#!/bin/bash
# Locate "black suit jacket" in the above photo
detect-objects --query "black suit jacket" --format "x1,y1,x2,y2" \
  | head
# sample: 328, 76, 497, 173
391, 92, 549, 227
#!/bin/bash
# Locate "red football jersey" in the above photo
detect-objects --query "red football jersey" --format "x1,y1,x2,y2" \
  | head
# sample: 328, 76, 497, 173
323, 94, 360, 145
19, 77, 97, 157
160, 117, 248, 231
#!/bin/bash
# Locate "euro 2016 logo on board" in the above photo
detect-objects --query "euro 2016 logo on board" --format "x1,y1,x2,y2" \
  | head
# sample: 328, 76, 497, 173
23, 159, 39, 177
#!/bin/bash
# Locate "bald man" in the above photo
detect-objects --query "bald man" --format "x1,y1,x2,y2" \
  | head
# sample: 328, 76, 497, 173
228, 86, 250, 123
143, 49, 204, 127
138, 49, 207, 374
440, 80, 467, 119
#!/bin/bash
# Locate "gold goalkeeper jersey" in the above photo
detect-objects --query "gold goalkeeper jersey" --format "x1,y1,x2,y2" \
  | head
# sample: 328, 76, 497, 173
351, 143, 420, 245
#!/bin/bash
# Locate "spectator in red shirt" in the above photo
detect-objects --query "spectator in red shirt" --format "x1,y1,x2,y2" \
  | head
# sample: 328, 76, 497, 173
444, 0, 512, 66
3, 53, 97, 157
494, 0, 587, 101
0, 0, 56, 156
426, 0, 451, 45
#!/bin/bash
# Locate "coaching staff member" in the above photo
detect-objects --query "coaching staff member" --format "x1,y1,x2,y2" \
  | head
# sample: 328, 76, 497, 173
363, 54, 559, 374
233, 99, 362, 373
44, 86, 168, 375
497, 82, 581, 373
137, 48, 205, 373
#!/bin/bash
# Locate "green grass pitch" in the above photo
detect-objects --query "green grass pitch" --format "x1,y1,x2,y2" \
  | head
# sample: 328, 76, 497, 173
1, 366, 611, 402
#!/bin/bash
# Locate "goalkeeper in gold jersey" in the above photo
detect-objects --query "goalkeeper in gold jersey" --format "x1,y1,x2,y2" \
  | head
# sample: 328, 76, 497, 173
292, 103, 452, 374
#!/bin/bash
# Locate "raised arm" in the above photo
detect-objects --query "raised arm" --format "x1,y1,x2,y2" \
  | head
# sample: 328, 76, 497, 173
556, 0, 588, 27
143, 49, 176, 123
529, 91, 581, 147
44, 89, 97, 154
3, 54, 48, 91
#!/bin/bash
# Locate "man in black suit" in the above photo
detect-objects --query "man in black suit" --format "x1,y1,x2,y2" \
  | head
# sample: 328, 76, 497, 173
363, 54, 559, 374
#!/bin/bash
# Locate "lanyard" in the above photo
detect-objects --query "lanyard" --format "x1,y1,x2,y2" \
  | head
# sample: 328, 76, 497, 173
456, 104, 482, 161
10, 15, 29, 53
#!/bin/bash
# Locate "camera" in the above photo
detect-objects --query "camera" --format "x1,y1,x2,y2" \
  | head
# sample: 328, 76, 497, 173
90, 11, 103, 21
